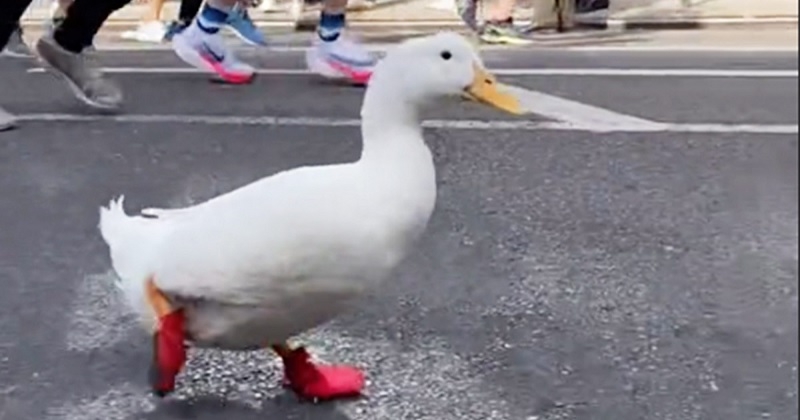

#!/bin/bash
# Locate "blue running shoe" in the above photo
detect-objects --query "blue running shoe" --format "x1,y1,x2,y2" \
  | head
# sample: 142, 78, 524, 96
226, 5, 267, 46
164, 20, 191, 42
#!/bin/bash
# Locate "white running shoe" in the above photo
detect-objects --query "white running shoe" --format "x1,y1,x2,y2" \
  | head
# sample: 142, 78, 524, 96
121, 21, 167, 43
172, 28, 255, 84
306, 34, 377, 85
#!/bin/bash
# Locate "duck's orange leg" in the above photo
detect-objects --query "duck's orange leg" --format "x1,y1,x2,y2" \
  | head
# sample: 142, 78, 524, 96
145, 277, 187, 397
270, 343, 365, 401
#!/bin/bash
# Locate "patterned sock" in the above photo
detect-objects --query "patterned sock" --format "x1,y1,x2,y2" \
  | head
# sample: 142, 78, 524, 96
194, 3, 231, 35
317, 12, 345, 42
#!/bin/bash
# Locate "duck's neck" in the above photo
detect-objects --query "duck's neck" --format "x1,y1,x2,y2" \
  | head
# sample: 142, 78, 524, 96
359, 76, 425, 161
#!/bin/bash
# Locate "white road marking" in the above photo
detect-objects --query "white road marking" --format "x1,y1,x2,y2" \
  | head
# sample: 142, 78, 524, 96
601, 16, 798, 27
15, 113, 798, 134
26, 66, 800, 78
564, 45, 799, 53
24, 67, 309, 75
659, 123, 799, 134
501, 84, 660, 129
503, 69, 798, 78
14, 68, 800, 134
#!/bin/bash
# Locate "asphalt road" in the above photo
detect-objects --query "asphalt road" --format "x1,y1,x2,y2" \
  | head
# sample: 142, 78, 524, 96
0, 42, 798, 420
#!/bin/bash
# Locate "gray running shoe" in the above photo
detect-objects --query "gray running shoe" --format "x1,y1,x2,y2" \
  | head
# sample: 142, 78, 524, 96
34, 35, 122, 110
479, 21, 535, 45
1, 26, 32, 58
0, 106, 17, 132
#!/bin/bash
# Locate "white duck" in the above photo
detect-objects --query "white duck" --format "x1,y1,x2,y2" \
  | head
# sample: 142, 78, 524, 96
98, 31, 522, 402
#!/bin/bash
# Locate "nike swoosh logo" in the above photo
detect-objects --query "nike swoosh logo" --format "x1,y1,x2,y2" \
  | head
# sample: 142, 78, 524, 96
201, 42, 225, 63
327, 52, 376, 69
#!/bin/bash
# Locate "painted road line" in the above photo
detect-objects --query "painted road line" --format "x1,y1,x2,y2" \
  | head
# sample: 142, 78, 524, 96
7, 71, 792, 133
501, 84, 660, 130
15, 113, 798, 134
564, 45, 799, 53
80, 45, 800, 53
26, 67, 800, 77
497, 68, 798, 78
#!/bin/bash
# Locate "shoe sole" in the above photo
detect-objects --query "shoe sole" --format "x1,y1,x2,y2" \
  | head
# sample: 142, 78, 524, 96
479, 35, 535, 45
120, 33, 166, 43
305, 48, 372, 86
34, 41, 121, 111
172, 35, 255, 85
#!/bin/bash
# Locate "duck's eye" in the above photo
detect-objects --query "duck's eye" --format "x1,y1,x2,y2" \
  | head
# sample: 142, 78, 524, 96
440, 51, 452, 60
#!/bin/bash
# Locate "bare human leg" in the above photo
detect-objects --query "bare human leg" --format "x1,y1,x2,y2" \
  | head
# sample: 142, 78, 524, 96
51, 0, 73, 19
484, 0, 515, 21
144, 0, 167, 22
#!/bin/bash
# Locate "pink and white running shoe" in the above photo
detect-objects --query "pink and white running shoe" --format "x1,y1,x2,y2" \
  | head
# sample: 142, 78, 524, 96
172, 28, 255, 85
305, 35, 377, 85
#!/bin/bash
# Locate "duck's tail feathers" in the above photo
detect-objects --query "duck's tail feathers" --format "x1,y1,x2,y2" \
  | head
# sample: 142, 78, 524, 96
99, 195, 166, 319
99, 195, 128, 247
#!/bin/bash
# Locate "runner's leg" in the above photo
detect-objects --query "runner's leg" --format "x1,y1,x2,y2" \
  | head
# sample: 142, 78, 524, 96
304, 0, 377, 84
121, 0, 168, 43
34, 0, 133, 109
171, 0, 256, 84
1, 0, 36, 130
164, 0, 204, 41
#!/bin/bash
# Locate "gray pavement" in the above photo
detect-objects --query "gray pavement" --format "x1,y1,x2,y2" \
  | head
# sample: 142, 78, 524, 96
20, 0, 799, 26
0, 44, 798, 420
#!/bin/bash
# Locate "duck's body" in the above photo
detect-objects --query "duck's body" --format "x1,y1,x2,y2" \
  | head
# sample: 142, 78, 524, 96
97, 31, 521, 401
102, 125, 435, 350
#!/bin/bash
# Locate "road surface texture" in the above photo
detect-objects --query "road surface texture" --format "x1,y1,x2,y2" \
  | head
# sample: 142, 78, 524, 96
0, 36, 798, 420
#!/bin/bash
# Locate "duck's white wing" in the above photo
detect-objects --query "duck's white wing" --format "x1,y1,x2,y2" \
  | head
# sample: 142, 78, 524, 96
149, 163, 370, 306
140, 174, 263, 219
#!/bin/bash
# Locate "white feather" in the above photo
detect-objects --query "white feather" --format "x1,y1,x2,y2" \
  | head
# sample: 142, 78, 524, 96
98, 195, 175, 327
96, 32, 512, 350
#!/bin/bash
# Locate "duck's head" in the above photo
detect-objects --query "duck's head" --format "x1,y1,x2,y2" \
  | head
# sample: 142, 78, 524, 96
364, 32, 523, 116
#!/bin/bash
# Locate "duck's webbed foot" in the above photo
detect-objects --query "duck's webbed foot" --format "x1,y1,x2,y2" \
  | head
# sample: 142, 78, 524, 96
145, 278, 187, 397
271, 344, 365, 402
